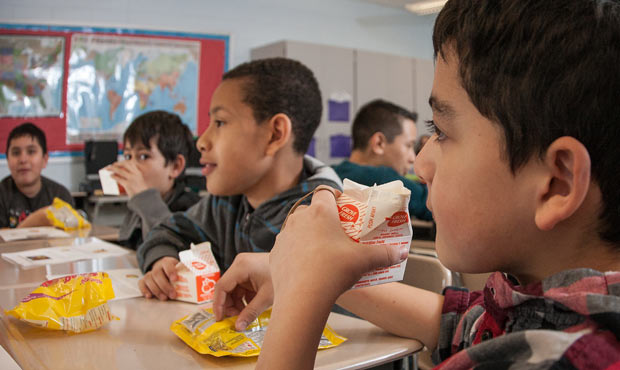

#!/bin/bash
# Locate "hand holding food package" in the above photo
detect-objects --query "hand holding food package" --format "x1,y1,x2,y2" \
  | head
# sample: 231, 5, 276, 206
337, 179, 412, 288
46, 197, 91, 231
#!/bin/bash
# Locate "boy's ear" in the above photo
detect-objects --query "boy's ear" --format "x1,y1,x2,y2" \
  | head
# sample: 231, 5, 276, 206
534, 136, 591, 231
169, 154, 186, 180
42, 153, 49, 169
369, 132, 387, 155
264, 113, 292, 156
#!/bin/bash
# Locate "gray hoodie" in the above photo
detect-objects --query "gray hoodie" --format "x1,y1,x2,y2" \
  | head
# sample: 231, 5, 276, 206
137, 156, 342, 272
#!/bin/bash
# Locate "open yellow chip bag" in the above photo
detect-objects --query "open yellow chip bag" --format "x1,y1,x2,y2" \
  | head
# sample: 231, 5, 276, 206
171, 307, 346, 357
46, 197, 91, 231
6, 272, 116, 333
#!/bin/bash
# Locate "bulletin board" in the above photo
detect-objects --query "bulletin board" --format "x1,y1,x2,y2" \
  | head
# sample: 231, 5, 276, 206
0, 24, 229, 156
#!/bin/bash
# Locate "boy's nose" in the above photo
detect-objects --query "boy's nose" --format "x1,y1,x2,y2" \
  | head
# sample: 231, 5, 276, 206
196, 129, 211, 153
413, 142, 434, 185
408, 150, 416, 164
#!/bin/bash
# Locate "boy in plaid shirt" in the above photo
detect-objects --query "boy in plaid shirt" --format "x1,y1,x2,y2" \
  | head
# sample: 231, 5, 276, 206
212, 0, 620, 368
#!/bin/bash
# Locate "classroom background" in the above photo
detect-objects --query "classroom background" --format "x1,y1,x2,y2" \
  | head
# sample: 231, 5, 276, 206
0, 0, 437, 194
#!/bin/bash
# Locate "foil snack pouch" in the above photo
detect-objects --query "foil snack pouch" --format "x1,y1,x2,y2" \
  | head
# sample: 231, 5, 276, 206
337, 179, 412, 288
170, 307, 346, 357
6, 272, 116, 333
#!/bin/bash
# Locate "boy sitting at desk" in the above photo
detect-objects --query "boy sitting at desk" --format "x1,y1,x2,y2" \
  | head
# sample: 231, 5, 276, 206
137, 57, 342, 301
0, 122, 74, 228
106, 110, 201, 249
212, 0, 620, 368
332, 99, 432, 221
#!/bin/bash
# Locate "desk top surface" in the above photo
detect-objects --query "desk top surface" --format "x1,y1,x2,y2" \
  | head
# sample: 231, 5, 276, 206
0, 238, 422, 370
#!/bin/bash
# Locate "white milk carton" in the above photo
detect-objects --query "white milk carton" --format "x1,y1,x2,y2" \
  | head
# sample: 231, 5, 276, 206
98, 168, 126, 195
173, 242, 221, 304
337, 179, 412, 288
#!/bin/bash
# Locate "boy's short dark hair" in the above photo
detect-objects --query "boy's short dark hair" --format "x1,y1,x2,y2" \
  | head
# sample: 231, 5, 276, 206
433, 0, 620, 245
222, 57, 322, 155
123, 110, 194, 165
351, 99, 418, 151
6, 122, 47, 155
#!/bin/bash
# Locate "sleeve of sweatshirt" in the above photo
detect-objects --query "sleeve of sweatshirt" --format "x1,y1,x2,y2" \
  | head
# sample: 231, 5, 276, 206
136, 195, 218, 273
126, 188, 172, 242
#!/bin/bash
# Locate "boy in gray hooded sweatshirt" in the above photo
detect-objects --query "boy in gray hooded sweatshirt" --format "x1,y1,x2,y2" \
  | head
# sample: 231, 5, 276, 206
137, 58, 342, 301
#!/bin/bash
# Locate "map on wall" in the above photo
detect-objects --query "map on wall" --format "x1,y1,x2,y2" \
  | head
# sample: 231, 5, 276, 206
66, 34, 200, 143
0, 35, 64, 117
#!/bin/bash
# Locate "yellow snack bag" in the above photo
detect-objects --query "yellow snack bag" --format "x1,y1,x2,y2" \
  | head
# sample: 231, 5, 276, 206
46, 197, 91, 231
6, 272, 116, 333
170, 307, 346, 357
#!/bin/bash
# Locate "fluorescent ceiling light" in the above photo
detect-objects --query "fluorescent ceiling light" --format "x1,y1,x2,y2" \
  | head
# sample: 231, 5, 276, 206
405, 0, 448, 15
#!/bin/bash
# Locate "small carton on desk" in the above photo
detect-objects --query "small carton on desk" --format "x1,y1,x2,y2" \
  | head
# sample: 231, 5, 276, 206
337, 179, 412, 289
98, 168, 126, 195
173, 242, 220, 304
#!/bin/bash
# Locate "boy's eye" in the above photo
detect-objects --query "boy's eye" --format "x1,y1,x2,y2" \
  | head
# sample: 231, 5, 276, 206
27, 149, 37, 155
425, 120, 446, 141
214, 120, 225, 127
138, 154, 149, 161
123, 154, 132, 160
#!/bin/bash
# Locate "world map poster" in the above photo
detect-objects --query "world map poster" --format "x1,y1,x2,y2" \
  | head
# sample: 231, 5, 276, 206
66, 34, 200, 143
0, 35, 64, 117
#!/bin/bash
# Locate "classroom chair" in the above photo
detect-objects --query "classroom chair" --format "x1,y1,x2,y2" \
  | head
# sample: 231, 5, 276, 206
402, 252, 455, 370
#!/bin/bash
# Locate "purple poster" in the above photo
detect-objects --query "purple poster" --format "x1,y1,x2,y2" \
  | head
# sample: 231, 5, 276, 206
330, 134, 351, 158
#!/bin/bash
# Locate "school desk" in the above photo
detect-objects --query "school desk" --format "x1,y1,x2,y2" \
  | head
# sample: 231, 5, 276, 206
0, 238, 423, 369
0, 224, 119, 243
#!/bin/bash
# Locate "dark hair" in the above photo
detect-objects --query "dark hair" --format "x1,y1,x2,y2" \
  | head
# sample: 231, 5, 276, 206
222, 57, 322, 154
433, 0, 620, 245
7, 122, 47, 155
351, 99, 418, 150
123, 110, 194, 166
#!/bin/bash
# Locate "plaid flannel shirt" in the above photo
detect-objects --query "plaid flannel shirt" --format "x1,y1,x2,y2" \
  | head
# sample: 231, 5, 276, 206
433, 269, 620, 369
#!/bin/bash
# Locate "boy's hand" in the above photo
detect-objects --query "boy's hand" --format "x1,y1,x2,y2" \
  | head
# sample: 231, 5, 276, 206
108, 162, 148, 197
138, 256, 180, 300
16, 207, 52, 228
270, 187, 408, 304
213, 253, 273, 331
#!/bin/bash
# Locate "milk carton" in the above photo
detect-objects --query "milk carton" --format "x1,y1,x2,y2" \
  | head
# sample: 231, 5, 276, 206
337, 179, 412, 289
173, 242, 221, 304
98, 168, 126, 195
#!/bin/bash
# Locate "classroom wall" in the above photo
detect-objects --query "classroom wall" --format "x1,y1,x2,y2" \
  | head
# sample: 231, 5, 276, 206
0, 0, 437, 190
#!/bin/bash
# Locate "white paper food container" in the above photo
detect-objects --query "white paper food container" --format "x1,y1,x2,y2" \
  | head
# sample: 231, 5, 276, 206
173, 242, 221, 304
337, 179, 412, 289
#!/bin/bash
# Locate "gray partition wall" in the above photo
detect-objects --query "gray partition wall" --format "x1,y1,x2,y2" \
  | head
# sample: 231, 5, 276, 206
251, 40, 434, 166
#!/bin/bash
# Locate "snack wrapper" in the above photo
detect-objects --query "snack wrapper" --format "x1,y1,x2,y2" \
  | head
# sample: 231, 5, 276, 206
337, 179, 412, 288
173, 242, 221, 304
5, 272, 116, 333
46, 197, 91, 230
170, 307, 346, 357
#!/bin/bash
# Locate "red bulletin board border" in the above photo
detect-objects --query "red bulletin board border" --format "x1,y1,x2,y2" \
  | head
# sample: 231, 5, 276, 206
0, 24, 229, 156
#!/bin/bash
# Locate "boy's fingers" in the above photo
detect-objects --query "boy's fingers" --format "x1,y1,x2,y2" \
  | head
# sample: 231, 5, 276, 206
143, 275, 165, 300
138, 278, 152, 298
152, 269, 176, 299
235, 288, 274, 331
362, 243, 409, 272
213, 270, 245, 313
162, 260, 179, 282
310, 186, 339, 206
